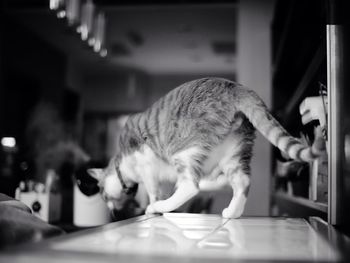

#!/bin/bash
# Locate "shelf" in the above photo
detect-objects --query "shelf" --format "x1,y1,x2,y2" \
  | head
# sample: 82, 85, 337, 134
274, 191, 328, 213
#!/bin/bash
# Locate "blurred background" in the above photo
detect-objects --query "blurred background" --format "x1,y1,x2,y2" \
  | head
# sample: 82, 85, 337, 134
1, 0, 349, 232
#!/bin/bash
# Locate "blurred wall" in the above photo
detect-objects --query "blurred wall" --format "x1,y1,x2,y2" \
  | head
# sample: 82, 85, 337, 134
65, 57, 86, 141
237, 0, 275, 216
81, 72, 150, 161
66, 57, 84, 93
82, 72, 149, 113
0, 16, 66, 142
0, 15, 78, 195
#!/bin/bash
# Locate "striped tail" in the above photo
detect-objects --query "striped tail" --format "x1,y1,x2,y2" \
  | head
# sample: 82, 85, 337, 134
236, 87, 326, 162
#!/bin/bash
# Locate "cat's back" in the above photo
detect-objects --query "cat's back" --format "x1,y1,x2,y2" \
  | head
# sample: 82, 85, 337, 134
144, 78, 242, 153
121, 77, 249, 160
167, 77, 236, 103
158, 77, 239, 117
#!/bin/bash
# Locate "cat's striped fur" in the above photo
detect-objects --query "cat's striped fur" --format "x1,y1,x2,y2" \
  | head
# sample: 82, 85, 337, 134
89, 78, 325, 218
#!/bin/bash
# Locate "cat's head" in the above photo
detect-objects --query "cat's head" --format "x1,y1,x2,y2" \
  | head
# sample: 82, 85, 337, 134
87, 158, 138, 211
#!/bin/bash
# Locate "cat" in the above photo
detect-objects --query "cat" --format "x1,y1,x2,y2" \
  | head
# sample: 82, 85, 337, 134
88, 77, 326, 219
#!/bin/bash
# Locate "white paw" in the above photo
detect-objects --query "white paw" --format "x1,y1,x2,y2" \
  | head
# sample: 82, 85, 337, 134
222, 208, 243, 219
145, 204, 156, 215
222, 208, 231, 218
145, 201, 167, 215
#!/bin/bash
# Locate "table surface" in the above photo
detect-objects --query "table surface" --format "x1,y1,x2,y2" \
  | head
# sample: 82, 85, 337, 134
1, 213, 350, 263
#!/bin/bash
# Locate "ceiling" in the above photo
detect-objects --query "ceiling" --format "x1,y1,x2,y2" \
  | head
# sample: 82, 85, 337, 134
4, 1, 238, 75
105, 5, 237, 74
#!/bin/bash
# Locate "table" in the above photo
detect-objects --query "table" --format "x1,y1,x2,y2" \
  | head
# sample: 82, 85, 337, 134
1, 213, 349, 263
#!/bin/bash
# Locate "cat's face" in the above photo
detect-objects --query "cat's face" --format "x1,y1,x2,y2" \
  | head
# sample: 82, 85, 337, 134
87, 160, 129, 211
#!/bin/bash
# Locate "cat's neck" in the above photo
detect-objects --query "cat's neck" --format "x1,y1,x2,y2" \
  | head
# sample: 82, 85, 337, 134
129, 112, 147, 135
118, 117, 144, 155
117, 150, 141, 184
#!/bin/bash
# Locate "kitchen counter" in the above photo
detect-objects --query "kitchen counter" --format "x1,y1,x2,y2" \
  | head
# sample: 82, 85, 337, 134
1, 213, 349, 263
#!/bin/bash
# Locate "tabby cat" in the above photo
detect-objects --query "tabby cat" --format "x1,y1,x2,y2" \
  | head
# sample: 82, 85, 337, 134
88, 78, 325, 218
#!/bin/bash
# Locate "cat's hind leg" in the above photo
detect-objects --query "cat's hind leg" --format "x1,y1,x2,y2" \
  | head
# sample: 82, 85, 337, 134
221, 128, 254, 219
222, 166, 250, 218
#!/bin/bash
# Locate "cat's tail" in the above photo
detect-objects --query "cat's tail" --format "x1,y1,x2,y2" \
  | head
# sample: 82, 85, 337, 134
236, 86, 326, 162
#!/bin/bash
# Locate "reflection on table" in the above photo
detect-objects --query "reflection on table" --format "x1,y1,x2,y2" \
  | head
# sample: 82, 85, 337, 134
52, 213, 339, 261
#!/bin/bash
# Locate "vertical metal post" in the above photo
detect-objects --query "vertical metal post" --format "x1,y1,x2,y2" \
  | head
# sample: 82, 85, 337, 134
327, 0, 344, 225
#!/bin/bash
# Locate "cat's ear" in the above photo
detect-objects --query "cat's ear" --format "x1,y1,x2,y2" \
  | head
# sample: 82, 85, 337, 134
87, 168, 105, 182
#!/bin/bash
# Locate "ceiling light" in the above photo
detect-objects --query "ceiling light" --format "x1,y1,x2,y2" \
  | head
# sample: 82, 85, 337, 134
66, 0, 80, 26
81, 26, 88, 41
57, 10, 66, 18
100, 49, 107, 57
80, 0, 94, 41
88, 37, 95, 46
92, 12, 106, 53
76, 25, 82, 33
50, 0, 64, 10
49, 0, 107, 58
93, 41, 101, 52
1, 137, 16, 148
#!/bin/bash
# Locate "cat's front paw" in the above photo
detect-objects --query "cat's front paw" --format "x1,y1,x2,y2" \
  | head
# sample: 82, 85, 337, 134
145, 201, 168, 215
222, 208, 243, 219
145, 204, 156, 215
